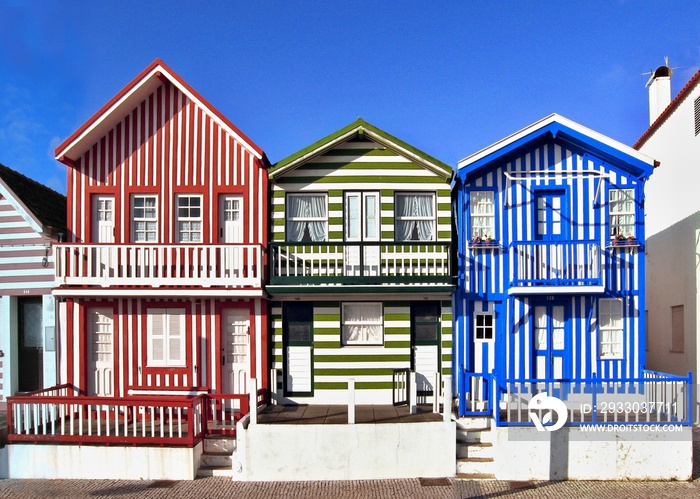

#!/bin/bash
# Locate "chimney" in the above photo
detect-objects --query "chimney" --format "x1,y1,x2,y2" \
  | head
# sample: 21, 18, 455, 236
646, 64, 673, 125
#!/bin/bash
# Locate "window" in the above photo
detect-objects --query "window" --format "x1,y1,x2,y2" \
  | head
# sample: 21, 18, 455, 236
470, 191, 495, 240
342, 302, 383, 345
147, 308, 186, 367
609, 189, 635, 238
177, 195, 202, 242
475, 311, 494, 341
345, 192, 379, 241
599, 298, 623, 359
395, 193, 435, 241
132, 195, 158, 242
671, 305, 684, 353
411, 302, 440, 343
694, 96, 700, 136
284, 303, 313, 344
286, 194, 327, 242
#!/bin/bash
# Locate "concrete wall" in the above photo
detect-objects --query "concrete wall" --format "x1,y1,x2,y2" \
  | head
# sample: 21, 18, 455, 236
233, 419, 456, 481
7, 442, 202, 480
490, 426, 692, 480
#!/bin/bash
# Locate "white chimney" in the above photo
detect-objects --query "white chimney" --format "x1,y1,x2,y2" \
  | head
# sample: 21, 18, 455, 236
646, 64, 673, 125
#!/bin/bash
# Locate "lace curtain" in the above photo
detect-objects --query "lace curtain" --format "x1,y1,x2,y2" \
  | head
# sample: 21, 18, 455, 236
342, 303, 382, 344
395, 194, 435, 241
287, 195, 327, 242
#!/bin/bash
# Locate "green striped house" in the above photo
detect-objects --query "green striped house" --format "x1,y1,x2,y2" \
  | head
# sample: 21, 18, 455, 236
268, 119, 455, 404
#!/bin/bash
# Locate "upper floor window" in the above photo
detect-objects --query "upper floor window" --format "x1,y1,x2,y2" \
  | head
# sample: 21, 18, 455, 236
470, 191, 495, 240
395, 193, 435, 241
599, 298, 623, 359
287, 194, 327, 242
177, 195, 202, 243
132, 195, 157, 242
609, 189, 635, 238
342, 302, 383, 346
147, 308, 186, 367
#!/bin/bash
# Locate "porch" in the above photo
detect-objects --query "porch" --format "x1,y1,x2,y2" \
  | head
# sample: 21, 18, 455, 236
54, 243, 264, 289
257, 403, 443, 425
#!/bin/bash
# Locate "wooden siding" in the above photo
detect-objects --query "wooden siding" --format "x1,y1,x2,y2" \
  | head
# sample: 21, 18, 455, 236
456, 140, 646, 385
0, 195, 55, 295
271, 140, 451, 243
66, 82, 267, 247
62, 297, 266, 397
271, 300, 452, 399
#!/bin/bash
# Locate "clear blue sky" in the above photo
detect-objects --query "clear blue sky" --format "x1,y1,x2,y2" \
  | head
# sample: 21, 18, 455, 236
1, 1, 699, 194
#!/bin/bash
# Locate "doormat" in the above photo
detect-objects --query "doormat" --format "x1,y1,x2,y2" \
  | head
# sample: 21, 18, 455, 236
419, 477, 451, 486
148, 480, 178, 488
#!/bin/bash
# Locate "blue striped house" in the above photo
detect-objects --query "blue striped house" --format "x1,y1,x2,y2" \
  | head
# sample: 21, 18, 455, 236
453, 114, 656, 415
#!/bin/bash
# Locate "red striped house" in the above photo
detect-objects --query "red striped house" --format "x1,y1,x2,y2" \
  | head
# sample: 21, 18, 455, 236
52, 59, 269, 401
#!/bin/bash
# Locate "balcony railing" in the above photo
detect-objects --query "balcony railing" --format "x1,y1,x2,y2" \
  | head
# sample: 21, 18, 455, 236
270, 241, 452, 285
510, 240, 601, 288
54, 244, 264, 288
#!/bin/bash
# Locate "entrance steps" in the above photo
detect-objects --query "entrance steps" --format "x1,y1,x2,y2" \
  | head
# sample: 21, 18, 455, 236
455, 416, 496, 480
197, 435, 235, 478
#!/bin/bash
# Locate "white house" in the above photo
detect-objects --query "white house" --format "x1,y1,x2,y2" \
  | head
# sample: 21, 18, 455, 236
635, 63, 700, 420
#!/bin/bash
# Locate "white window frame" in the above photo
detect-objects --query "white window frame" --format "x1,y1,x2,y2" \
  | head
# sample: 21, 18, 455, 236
599, 298, 623, 359
342, 302, 384, 346
345, 191, 380, 242
147, 308, 186, 367
286, 193, 328, 242
395, 192, 436, 242
609, 189, 635, 239
470, 191, 495, 240
132, 194, 158, 242
177, 194, 203, 243
474, 311, 495, 342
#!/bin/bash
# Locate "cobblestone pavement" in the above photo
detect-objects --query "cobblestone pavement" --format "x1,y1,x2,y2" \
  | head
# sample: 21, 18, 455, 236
0, 433, 698, 498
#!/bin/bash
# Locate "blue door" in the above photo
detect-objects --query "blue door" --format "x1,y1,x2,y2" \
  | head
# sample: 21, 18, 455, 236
535, 190, 567, 241
533, 301, 569, 379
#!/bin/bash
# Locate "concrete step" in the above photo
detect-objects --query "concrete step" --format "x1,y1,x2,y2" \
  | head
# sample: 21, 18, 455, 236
197, 465, 232, 478
455, 472, 497, 480
200, 451, 232, 468
456, 456, 496, 475
455, 416, 491, 430
456, 441, 493, 459
203, 436, 236, 454
456, 427, 494, 444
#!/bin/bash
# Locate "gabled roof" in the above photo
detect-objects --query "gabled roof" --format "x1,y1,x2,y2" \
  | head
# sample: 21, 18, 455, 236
269, 118, 453, 181
55, 58, 264, 164
458, 114, 656, 181
634, 68, 700, 149
0, 163, 66, 235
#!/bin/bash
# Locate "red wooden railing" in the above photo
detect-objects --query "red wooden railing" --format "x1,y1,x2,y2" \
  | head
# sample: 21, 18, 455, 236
6, 386, 254, 446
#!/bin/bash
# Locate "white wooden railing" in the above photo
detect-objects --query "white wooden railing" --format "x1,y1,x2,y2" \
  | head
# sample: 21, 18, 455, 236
511, 240, 601, 287
54, 244, 264, 288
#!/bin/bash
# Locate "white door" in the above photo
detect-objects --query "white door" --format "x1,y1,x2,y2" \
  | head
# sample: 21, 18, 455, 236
220, 195, 244, 277
222, 309, 250, 394
344, 192, 380, 276
88, 308, 114, 397
92, 196, 115, 243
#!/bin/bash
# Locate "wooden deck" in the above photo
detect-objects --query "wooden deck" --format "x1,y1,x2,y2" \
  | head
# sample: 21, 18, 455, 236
257, 404, 443, 425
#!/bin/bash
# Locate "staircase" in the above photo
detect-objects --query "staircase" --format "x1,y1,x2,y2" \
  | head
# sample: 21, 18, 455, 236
197, 435, 236, 478
455, 416, 496, 479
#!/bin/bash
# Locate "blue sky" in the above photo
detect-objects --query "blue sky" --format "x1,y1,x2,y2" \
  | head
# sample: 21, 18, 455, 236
1, 1, 699, 194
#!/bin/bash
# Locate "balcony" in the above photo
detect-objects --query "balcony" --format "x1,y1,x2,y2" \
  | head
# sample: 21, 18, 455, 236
270, 241, 452, 286
54, 243, 264, 291
509, 240, 602, 293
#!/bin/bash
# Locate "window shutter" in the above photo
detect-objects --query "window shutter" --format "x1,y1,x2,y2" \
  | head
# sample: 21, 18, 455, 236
149, 310, 165, 363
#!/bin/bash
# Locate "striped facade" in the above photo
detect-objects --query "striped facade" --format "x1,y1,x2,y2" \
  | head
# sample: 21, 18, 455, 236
0, 166, 65, 400
454, 115, 655, 414
268, 120, 454, 404
54, 60, 269, 398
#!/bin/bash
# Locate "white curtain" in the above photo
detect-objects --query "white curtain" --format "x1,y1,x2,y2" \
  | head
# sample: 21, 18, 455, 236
343, 304, 381, 344
396, 194, 435, 241
287, 195, 327, 242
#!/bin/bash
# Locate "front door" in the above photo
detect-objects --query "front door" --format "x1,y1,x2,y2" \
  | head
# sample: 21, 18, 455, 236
88, 307, 114, 397
283, 303, 313, 396
222, 309, 250, 394
18, 297, 43, 392
533, 302, 568, 379
344, 192, 380, 276
219, 195, 244, 277
411, 302, 441, 403
535, 190, 567, 241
